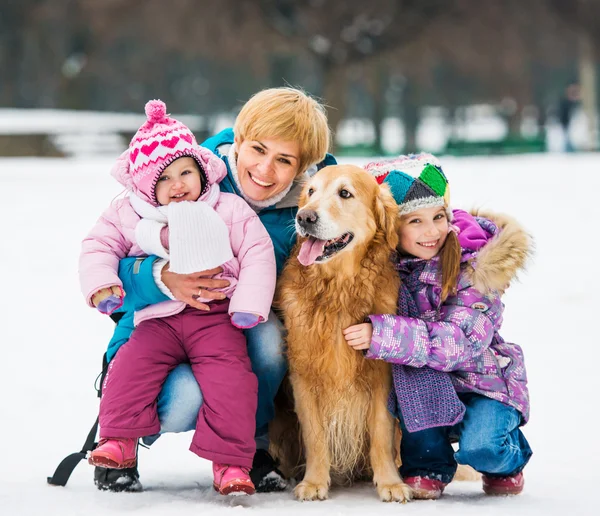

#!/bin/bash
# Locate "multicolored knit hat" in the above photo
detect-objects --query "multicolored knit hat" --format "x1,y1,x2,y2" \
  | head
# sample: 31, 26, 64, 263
127, 99, 207, 206
365, 153, 451, 218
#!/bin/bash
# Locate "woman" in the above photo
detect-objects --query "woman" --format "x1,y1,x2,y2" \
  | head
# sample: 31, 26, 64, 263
95, 87, 335, 493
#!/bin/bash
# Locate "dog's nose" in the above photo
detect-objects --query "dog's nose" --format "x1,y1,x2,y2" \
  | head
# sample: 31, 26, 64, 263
297, 209, 318, 226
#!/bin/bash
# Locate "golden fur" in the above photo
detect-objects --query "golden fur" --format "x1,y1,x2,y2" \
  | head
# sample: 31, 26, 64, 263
274, 165, 411, 502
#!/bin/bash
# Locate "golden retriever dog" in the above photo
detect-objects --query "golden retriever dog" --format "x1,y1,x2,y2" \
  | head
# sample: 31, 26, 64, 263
274, 164, 411, 502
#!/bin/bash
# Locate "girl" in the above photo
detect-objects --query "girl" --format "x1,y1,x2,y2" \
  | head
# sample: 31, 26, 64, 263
79, 100, 276, 496
343, 153, 533, 499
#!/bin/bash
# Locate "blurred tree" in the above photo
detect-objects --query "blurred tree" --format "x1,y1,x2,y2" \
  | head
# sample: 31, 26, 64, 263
259, 0, 449, 149
376, 0, 581, 150
547, 0, 599, 149
0, 0, 85, 108
0, 0, 36, 106
1, 0, 597, 154
548, 0, 600, 45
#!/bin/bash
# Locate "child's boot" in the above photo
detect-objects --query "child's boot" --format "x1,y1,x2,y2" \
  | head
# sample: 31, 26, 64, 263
213, 463, 255, 496
88, 438, 137, 469
482, 471, 524, 495
403, 476, 446, 499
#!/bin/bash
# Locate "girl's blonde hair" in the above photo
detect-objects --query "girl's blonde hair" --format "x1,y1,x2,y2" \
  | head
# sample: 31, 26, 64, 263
439, 230, 461, 302
233, 87, 331, 176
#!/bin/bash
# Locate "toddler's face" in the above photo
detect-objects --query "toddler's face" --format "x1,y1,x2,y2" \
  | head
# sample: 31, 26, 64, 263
155, 157, 203, 205
399, 206, 449, 260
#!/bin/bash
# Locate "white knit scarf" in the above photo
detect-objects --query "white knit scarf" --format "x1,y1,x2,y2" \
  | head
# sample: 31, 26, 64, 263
130, 183, 233, 274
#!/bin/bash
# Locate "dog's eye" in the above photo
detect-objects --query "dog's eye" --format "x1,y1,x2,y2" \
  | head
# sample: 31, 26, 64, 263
339, 189, 352, 199
307, 188, 315, 196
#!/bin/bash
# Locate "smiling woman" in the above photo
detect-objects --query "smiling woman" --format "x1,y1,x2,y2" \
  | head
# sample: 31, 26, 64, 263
233, 138, 300, 202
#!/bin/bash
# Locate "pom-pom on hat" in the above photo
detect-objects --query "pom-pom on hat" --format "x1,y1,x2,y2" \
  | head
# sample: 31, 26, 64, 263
364, 153, 451, 218
128, 100, 207, 206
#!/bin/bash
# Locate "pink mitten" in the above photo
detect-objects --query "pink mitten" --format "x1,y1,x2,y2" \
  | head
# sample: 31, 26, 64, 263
452, 209, 493, 251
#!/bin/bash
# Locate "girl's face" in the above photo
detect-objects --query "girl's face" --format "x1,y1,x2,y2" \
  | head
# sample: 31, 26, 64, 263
234, 137, 301, 201
399, 206, 449, 259
155, 157, 203, 205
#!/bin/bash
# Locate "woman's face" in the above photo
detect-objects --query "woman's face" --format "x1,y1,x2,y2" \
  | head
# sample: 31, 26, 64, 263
235, 137, 301, 201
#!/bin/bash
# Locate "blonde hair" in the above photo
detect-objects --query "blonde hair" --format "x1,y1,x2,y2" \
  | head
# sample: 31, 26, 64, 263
233, 87, 331, 176
439, 230, 461, 302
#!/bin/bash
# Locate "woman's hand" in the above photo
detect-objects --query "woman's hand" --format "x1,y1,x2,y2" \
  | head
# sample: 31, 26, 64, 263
161, 263, 230, 311
343, 322, 373, 351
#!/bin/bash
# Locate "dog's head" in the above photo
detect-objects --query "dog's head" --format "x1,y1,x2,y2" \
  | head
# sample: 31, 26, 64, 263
296, 164, 399, 266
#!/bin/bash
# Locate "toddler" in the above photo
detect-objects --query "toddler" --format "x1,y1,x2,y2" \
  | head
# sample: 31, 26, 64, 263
79, 100, 276, 495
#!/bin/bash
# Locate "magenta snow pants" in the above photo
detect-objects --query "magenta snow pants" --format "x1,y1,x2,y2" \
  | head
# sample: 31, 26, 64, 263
99, 301, 258, 468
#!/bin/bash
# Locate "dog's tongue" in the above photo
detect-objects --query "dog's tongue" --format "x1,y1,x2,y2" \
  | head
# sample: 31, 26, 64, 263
298, 237, 327, 266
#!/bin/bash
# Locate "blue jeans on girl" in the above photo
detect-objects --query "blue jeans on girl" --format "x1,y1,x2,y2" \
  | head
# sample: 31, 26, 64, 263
144, 310, 287, 450
399, 393, 532, 484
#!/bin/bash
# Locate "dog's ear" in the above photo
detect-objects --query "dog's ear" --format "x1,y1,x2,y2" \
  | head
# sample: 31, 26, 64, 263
375, 184, 399, 250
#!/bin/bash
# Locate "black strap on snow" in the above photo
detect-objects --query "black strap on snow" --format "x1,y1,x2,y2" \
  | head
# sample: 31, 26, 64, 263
46, 416, 99, 486
47, 352, 110, 486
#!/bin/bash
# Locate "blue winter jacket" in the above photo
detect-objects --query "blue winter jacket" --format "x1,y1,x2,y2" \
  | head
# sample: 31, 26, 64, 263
106, 128, 336, 361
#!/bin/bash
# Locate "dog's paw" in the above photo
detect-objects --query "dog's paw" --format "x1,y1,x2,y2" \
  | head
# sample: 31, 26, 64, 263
377, 482, 412, 503
294, 480, 329, 501
454, 464, 481, 481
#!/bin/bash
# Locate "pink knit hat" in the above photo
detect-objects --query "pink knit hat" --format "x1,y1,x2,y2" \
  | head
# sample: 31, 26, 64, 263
124, 99, 224, 206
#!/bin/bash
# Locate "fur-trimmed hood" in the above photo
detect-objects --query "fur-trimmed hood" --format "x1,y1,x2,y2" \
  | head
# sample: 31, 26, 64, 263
466, 209, 534, 295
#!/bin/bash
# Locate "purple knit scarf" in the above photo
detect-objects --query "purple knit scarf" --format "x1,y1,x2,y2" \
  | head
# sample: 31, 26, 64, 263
393, 259, 465, 433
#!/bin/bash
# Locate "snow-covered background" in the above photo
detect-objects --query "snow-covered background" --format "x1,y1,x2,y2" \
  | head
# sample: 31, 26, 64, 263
1, 152, 598, 515
0, 105, 590, 156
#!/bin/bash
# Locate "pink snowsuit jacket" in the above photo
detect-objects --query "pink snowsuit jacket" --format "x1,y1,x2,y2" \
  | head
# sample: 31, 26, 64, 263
79, 147, 276, 326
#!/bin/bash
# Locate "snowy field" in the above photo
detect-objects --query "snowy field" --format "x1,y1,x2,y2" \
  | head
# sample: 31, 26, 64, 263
1, 153, 599, 515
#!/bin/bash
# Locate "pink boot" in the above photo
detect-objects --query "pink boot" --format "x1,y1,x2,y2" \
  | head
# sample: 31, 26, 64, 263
403, 476, 447, 500
88, 438, 137, 469
213, 463, 255, 496
482, 472, 524, 495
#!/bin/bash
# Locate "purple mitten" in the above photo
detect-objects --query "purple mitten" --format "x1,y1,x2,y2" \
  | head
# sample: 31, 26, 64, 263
231, 312, 261, 329
452, 209, 494, 251
97, 295, 123, 315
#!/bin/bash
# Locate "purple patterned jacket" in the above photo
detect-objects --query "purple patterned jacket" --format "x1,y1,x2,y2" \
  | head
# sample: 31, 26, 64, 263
365, 214, 531, 423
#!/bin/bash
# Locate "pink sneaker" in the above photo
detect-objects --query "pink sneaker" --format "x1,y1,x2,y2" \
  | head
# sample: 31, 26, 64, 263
403, 476, 447, 500
213, 463, 255, 496
482, 472, 524, 495
88, 438, 137, 469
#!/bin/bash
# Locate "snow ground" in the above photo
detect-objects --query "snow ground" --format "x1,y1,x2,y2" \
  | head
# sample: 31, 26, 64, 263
1, 153, 599, 515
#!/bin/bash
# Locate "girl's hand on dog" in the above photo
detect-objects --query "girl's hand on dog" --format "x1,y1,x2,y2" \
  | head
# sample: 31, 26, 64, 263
343, 323, 373, 350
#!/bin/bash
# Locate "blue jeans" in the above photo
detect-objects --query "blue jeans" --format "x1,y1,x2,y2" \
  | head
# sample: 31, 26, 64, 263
144, 311, 287, 450
399, 394, 532, 484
